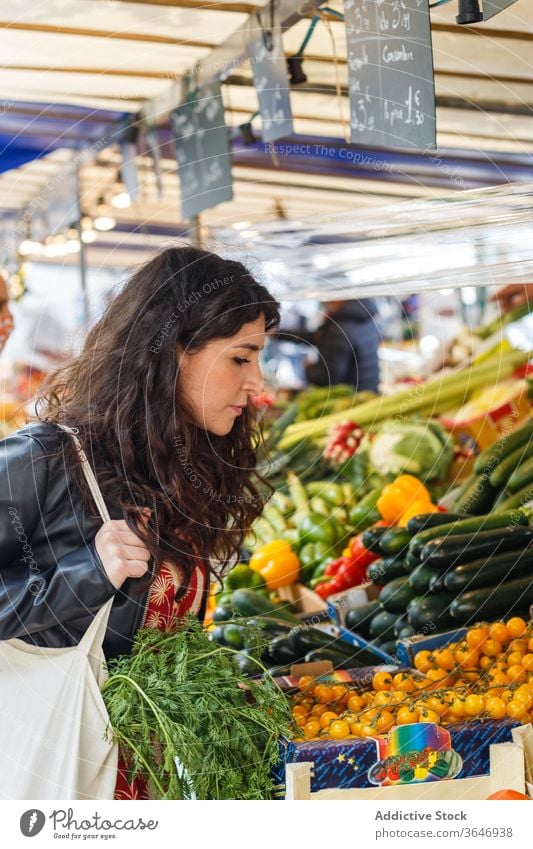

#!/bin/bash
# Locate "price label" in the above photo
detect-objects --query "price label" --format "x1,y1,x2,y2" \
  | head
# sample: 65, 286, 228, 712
344, 0, 436, 150
248, 30, 293, 143
171, 81, 233, 219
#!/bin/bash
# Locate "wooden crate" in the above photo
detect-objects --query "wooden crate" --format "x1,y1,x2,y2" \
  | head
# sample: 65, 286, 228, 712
285, 724, 532, 800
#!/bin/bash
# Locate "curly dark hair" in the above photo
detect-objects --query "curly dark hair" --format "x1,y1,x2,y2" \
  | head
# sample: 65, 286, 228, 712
34, 246, 280, 592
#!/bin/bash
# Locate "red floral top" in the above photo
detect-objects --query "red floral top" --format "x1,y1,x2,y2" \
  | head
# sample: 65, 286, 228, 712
114, 561, 207, 800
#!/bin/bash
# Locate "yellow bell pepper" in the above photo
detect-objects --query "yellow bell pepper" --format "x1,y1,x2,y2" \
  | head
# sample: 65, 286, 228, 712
399, 499, 439, 527
249, 539, 300, 590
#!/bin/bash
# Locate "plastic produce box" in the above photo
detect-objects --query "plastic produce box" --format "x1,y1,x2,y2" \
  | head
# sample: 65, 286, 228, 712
440, 379, 531, 451
396, 627, 468, 667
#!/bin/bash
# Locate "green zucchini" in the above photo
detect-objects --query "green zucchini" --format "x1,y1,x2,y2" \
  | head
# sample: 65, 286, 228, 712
379, 576, 417, 613
397, 625, 416, 640
407, 594, 457, 631
455, 473, 497, 515
444, 548, 533, 593
361, 525, 390, 553
269, 635, 301, 664
231, 589, 299, 624
420, 526, 533, 570
449, 575, 533, 624
406, 512, 463, 535
507, 456, 533, 493
408, 562, 436, 593
474, 419, 533, 474
393, 615, 408, 638
428, 571, 448, 593
379, 526, 413, 555
376, 640, 397, 657
495, 485, 533, 511
408, 510, 530, 558
490, 444, 533, 489
403, 551, 422, 573
369, 608, 398, 641
367, 557, 407, 585
344, 600, 381, 636
212, 603, 234, 623
287, 626, 360, 659
303, 646, 380, 669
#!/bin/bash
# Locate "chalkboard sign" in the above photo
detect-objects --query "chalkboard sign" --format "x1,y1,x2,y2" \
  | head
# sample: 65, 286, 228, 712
483, 0, 518, 19
171, 81, 233, 220
248, 31, 293, 143
344, 0, 436, 150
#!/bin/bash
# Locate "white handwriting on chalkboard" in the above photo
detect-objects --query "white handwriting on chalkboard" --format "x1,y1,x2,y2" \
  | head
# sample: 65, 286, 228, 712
382, 43, 414, 63
348, 43, 370, 72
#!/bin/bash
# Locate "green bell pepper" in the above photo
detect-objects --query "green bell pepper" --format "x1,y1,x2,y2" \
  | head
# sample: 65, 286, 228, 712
223, 563, 266, 592
349, 489, 381, 531
298, 541, 333, 583
298, 513, 342, 548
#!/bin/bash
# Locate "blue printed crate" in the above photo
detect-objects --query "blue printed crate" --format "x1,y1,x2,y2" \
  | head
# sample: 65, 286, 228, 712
396, 627, 468, 667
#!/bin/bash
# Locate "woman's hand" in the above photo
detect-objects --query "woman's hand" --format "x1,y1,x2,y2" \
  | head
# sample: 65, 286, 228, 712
95, 520, 151, 589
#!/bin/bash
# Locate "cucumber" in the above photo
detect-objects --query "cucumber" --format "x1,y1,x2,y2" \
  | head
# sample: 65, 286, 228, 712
406, 512, 463, 535
474, 419, 533, 474
344, 600, 381, 636
449, 576, 533, 624
369, 609, 398, 641
379, 526, 413, 555
407, 594, 457, 631
455, 473, 497, 516
361, 525, 390, 553
507, 456, 533, 493
367, 557, 407, 585
408, 510, 530, 558
490, 444, 533, 488
420, 526, 533, 570
444, 548, 533, 593
379, 576, 417, 613
231, 589, 299, 624
397, 625, 416, 640
408, 562, 435, 593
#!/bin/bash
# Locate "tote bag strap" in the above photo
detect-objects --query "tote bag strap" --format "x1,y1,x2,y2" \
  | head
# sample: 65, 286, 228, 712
56, 424, 114, 655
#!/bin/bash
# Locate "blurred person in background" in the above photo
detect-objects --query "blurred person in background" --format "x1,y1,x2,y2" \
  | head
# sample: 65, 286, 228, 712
304, 299, 380, 392
492, 283, 533, 313
0, 274, 14, 354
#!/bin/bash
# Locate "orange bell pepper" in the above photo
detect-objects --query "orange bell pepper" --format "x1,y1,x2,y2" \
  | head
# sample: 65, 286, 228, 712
377, 474, 431, 524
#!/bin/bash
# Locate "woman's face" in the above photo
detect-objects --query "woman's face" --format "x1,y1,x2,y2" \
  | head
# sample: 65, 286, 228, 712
178, 316, 266, 436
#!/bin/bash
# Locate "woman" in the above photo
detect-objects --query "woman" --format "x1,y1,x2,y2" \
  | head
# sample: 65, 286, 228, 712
0, 246, 280, 798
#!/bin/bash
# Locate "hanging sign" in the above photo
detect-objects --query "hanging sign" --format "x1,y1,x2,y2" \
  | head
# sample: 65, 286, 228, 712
483, 0, 518, 19
344, 0, 436, 150
248, 30, 293, 143
171, 81, 233, 220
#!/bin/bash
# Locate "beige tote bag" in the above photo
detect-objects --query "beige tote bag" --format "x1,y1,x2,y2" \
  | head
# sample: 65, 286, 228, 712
0, 425, 118, 800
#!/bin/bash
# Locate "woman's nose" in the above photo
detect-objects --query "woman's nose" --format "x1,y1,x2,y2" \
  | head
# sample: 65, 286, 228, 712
243, 363, 265, 395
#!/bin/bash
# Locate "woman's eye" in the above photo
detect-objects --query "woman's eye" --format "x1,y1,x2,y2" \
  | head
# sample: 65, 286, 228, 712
233, 357, 251, 365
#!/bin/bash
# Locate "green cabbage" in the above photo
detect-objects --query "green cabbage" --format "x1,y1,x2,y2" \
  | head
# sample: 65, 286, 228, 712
363, 419, 454, 481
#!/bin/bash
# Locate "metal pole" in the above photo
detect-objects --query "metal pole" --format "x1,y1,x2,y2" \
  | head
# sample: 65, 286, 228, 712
77, 218, 90, 328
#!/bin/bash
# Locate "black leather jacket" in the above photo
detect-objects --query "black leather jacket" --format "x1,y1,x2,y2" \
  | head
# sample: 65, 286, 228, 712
0, 421, 156, 660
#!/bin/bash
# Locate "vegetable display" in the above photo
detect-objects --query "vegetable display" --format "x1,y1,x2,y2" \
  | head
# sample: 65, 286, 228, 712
289, 617, 533, 743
